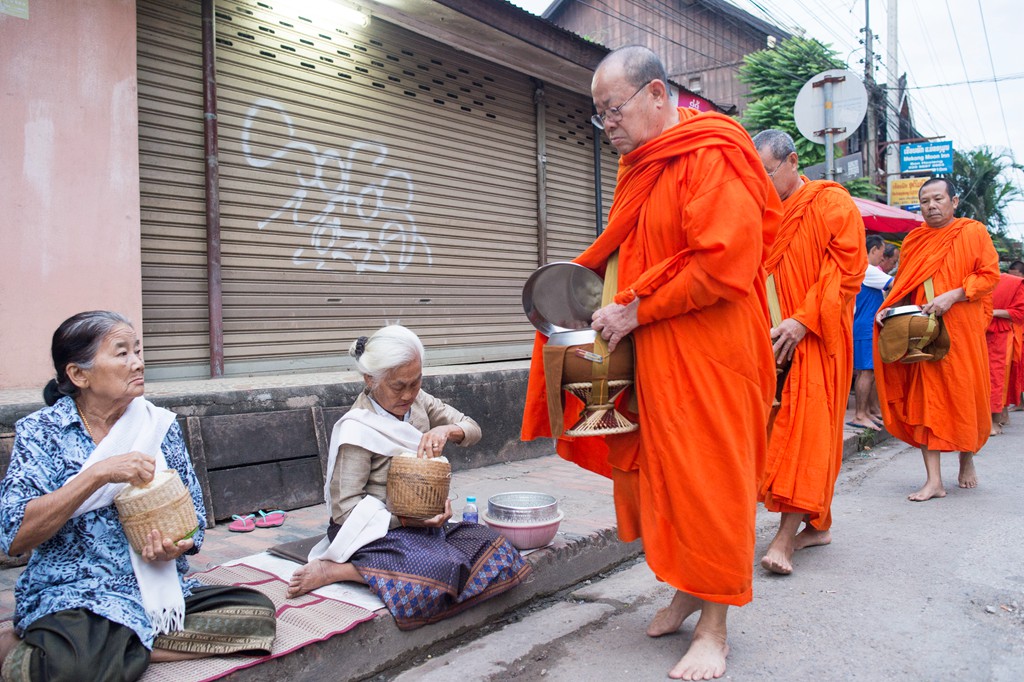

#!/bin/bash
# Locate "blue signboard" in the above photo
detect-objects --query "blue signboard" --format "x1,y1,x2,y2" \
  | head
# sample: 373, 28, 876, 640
900, 141, 954, 174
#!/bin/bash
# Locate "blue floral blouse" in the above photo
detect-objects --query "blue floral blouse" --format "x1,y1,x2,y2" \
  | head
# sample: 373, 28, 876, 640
0, 396, 207, 648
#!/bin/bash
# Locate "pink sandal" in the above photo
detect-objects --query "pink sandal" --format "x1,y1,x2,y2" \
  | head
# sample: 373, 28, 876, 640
228, 514, 256, 532
254, 509, 287, 528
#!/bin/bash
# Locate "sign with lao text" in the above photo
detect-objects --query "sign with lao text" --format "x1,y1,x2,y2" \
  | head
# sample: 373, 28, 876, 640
900, 141, 953, 174
888, 177, 929, 207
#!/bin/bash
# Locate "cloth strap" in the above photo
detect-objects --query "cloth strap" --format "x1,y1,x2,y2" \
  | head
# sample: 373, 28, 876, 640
590, 251, 620, 407
910, 277, 940, 352
65, 397, 184, 636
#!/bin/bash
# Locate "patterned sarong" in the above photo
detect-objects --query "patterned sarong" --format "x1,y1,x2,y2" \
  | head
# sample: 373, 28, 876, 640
349, 522, 531, 630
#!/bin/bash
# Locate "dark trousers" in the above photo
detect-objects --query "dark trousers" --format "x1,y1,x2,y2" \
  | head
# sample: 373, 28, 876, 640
4, 585, 275, 682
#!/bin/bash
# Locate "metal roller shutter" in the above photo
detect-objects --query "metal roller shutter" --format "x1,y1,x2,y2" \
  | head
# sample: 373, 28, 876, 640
544, 84, 620, 263
211, 0, 538, 376
137, 0, 209, 372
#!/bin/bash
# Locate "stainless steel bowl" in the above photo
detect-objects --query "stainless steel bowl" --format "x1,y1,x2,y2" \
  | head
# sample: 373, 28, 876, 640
522, 262, 603, 336
487, 492, 559, 524
880, 304, 926, 321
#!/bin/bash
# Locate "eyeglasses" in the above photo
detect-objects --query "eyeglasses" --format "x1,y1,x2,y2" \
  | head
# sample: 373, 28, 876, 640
765, 158, 786, 178
591, 81, 652, 129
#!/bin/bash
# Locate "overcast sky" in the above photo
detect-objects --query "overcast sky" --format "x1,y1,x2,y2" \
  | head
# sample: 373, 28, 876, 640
510, 0, 1024, 241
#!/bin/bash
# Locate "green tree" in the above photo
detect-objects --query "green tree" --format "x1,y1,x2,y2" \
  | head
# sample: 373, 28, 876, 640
739, 37, 844, 166
951, 147, 1023, 261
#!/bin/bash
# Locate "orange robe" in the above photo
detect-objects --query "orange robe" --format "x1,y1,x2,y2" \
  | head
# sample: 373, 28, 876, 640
759, 179, 866, 530
986, 274, 1024, 411
873, 218, 1000, 452
521, 108, 781, 606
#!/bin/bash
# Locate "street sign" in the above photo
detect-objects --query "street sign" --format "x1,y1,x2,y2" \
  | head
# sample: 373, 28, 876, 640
900, 141, 953, 174
803, 151, 864, 181
793, 69, 868, 145
888, 177, 928, 207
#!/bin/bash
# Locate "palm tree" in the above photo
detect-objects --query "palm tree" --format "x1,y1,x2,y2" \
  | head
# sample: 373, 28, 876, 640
951, 147, 1022, 231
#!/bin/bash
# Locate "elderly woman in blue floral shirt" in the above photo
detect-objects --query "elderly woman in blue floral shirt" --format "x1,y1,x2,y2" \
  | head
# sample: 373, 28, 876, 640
0, 311, 276, 682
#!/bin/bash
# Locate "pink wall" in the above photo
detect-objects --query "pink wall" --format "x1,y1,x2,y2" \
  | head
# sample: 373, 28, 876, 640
0, 0, 143, 390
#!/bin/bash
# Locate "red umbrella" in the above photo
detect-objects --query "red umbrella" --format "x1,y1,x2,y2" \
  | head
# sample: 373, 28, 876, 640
851, 196, 923, 235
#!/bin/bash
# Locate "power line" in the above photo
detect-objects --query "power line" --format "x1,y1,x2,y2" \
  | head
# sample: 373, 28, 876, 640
942, 0, 988, 138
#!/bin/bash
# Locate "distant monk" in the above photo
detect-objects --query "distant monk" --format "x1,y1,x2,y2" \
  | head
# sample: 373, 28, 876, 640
752, 129, 866, 575
874, 178, 1000, 501
1008, 260, 1024, 411
986, 272, 1024, 433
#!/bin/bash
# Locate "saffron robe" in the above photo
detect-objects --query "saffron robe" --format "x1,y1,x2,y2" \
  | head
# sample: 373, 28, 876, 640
522, 108, 781, 606
986, 274, 1024, 411
759, 179, 866, 530
873, 218, 1000, 452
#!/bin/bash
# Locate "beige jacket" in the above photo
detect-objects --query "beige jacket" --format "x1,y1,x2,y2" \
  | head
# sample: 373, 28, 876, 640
329, 389, 481, 528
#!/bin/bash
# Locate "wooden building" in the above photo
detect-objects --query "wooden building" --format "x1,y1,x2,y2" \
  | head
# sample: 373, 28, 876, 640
543, 0, 790, 115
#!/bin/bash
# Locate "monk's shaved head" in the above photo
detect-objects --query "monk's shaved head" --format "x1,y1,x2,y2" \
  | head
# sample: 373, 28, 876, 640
919, 177, 957, 200
752, 129, 796, 162
1009, 260, 1024, 276
596, 45, 668, 89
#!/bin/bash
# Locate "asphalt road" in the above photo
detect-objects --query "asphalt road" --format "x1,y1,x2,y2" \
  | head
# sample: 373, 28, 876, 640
392, 418, 1024, 681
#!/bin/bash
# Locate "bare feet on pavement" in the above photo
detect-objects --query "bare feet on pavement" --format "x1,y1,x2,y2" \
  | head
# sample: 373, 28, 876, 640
793, 527, 832, 551
848, 416, 881, 431
760, 537, 794, 575
958, 452, 978, 488
647, 590, 701, 637
669, 631, 729, 680
908, 482, 946, 501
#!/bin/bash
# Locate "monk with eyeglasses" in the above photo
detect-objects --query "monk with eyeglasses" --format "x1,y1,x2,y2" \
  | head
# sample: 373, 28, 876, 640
522, 45, 781, 680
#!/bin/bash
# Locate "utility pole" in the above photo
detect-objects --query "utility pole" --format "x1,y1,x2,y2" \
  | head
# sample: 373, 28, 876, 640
885, 0, 900, 201
862, 0, 877, 186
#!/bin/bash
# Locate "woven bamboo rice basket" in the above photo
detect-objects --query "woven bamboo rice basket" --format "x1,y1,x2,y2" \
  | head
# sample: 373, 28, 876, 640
114, 469, 199, 553
386, 455, 451, 519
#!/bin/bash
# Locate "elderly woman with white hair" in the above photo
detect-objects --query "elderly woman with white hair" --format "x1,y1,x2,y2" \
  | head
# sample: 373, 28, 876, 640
286, 325, 530, 629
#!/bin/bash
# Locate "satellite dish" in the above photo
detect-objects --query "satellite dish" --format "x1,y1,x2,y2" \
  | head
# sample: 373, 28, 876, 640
793, 69, 868, 145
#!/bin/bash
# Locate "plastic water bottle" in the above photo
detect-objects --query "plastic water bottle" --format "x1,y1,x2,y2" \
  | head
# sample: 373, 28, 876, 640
462, 496, 479, 524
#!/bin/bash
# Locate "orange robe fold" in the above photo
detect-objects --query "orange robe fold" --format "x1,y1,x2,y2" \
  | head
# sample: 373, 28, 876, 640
521, 108, 782, 606
873, 218, 1000, 452
759, 179, 866, 530
986, 274, 1024, 411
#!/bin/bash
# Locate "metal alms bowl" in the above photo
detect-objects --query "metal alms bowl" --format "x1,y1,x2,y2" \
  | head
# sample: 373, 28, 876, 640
486, 492, 559, 524
522, 262, 603, 336
880, 304, 927, 322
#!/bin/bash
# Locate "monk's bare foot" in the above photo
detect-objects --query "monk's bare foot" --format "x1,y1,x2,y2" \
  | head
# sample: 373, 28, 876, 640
0, 629, 20, 662
990, 424, 1002, 436
759, 526, 797, 575
669, 631, 729, 680
848, 416, 881, 431
958, 453, 978, 489
286, 559, 331, 598
998, 408, 1010, 425
793, 527, 832, 551
908, 482, 946, 501
647, 590, 701, 637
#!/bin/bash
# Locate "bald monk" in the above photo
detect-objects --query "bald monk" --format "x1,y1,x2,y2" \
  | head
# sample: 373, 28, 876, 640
986, 272, 1024, 433
874, 177, 1000, 501
521, 46, 780, 680
751, 130, 866, 575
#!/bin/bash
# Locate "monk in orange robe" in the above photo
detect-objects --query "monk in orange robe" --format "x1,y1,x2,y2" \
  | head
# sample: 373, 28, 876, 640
521, 47, 780, 680
1010, 260, 1024, 412
874, 177, 1000, 501
751, 130, 866, 575
987, 272, 1024, 433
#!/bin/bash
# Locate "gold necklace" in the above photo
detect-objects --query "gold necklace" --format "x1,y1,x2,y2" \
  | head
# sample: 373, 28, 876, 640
76, 402, 97, 443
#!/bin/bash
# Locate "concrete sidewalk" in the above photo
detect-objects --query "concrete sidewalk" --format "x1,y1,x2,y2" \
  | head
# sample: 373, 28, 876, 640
0, 413, 889, 681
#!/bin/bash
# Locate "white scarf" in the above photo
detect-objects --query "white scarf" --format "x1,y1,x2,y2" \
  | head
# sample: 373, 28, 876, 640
67, 396, 185, 635
306, 408, 423, 564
